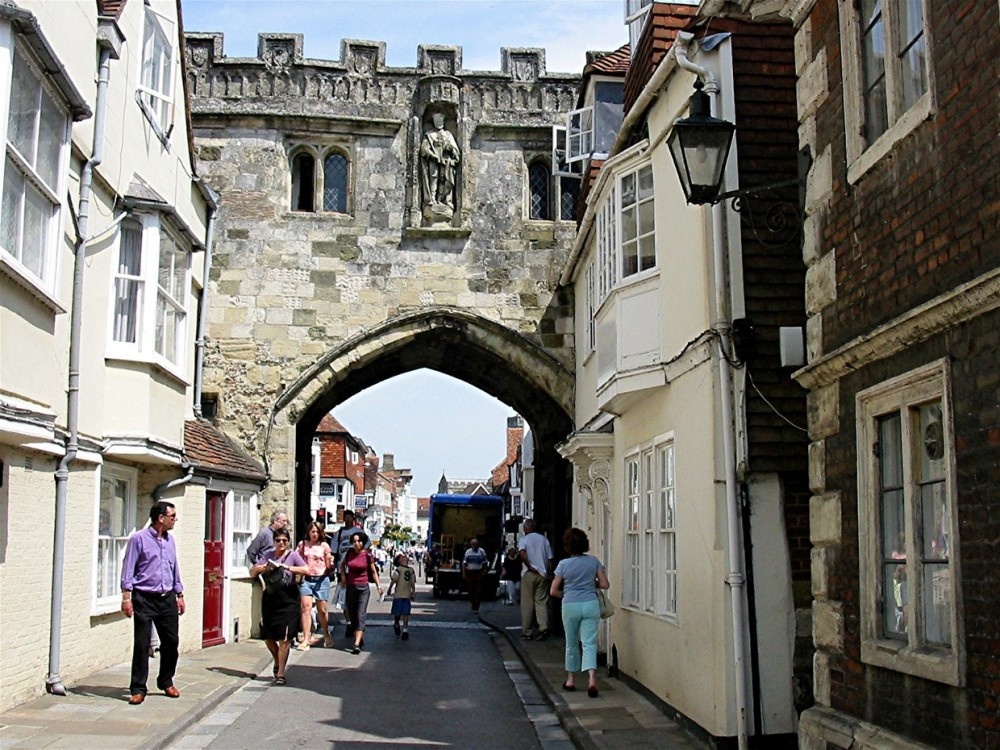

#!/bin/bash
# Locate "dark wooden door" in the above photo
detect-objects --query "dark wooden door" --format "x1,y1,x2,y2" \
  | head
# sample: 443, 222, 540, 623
202, 491, 226, 647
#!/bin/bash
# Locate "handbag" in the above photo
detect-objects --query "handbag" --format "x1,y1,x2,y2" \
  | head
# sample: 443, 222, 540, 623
597, 588, 615, 619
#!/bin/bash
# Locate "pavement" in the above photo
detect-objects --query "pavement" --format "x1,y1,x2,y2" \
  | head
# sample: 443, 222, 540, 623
0, 597, 707, 750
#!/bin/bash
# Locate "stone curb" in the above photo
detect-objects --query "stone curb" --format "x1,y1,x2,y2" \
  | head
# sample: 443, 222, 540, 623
146, 651, 273, 750
479, 613, 600, 750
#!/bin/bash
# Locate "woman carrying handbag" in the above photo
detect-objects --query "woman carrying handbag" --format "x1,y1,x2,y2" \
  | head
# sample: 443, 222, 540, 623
339, 531, 383, 654
550, 527, 611, 698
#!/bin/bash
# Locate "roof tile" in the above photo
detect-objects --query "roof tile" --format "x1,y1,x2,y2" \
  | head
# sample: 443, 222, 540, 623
184, 419, 266, 483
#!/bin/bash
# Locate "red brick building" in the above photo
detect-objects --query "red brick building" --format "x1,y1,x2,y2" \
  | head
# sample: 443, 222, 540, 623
755, 0, 1000, 747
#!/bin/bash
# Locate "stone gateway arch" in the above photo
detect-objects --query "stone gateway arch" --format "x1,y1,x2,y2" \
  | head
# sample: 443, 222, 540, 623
185, 33, 583, 530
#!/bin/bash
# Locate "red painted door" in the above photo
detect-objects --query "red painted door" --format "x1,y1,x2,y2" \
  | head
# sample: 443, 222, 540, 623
202, 491, 226, 647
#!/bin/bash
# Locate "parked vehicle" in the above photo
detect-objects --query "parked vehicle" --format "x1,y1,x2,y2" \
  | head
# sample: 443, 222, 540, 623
426, 494, 503, 599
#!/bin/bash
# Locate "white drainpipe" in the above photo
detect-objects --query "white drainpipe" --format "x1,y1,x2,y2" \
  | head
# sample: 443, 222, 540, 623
48, 39, 114, 697
674, 32, 750, 750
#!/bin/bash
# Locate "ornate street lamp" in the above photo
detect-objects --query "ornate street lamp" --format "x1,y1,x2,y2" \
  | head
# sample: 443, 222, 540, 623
667, 81, 735, 205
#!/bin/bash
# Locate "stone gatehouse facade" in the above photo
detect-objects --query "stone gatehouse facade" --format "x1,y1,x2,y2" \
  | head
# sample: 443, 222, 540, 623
184, 33, 583, 525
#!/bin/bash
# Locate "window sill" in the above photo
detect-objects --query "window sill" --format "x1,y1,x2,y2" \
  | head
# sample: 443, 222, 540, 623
0, 254, 65, 314
846, 94, 933, 184
91, 599, 123, 617
106, 352, 190, 387
861, 638, 962, 687
621, 605, 679, 626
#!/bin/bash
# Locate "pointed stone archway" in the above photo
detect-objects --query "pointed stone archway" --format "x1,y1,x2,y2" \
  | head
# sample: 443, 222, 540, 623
261, 307, 575, 538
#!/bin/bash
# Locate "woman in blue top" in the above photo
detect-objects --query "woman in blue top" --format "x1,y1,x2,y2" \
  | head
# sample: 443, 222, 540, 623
550, 527, 610, 697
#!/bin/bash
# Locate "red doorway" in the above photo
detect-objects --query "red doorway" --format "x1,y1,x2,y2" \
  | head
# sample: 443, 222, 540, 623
202, 490, 226, 647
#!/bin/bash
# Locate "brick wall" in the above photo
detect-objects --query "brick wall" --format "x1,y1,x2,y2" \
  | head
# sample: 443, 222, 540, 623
822, 312, 1000, 748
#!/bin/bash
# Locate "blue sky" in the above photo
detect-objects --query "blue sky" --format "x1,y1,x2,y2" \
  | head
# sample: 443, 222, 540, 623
332, 371, 515, 498
181, 0, 630, 73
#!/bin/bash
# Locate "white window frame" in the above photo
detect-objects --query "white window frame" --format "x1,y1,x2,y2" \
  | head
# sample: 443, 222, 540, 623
93, 464, 138, 614
107, 213, 190, 379
551, 124, 581, 178
585, 262, 596, 356
1, 30, 70, 303
857, 359, 963, 686
137, 3, 174, 144
625, 0, 653, 56
624, 454, 640, 607
228, 488, 257, 576
622, 435, 677, 619
618, 162, 656, 278
565, 106, 594, 164
839, 0, 934, 183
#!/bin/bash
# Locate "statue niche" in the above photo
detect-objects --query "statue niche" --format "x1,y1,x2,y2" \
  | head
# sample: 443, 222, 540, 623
419, 111, 460, 225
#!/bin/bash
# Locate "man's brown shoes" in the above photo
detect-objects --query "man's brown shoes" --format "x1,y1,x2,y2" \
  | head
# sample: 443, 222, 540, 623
163, 686, 180, 698
127, 693, 145, 705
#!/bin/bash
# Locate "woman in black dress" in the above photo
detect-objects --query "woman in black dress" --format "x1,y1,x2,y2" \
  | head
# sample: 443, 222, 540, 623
249, 526, 309, 684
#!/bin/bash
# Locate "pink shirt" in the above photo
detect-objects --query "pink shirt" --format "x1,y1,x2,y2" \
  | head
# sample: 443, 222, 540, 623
298, 541, 332, 576
343, 549, 374, 586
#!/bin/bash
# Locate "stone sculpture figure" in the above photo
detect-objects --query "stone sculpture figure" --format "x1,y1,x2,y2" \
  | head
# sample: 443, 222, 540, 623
419, 112, 460, 223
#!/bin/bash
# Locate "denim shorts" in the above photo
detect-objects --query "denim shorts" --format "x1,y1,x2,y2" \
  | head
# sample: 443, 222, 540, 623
299, 575, 330, 599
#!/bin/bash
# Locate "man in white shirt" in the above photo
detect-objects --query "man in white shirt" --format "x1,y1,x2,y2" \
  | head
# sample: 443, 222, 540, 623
518, 519, 554, 640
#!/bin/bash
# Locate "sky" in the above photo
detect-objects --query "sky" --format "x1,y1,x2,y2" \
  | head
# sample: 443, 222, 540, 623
179, 1, 639, 497
181, 0, 630, 74
331, 370, 516, 498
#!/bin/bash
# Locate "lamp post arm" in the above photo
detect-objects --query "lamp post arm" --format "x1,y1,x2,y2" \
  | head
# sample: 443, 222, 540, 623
713, 177, 804, 204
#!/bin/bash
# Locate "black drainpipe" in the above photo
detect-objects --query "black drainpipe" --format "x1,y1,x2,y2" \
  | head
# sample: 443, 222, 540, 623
740, 481, 762, 738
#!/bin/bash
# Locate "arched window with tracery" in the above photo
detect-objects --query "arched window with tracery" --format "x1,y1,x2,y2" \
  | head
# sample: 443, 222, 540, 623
290, 146, 351, 213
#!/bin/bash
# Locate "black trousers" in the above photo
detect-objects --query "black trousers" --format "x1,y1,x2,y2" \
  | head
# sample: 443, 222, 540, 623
130, 590, 180, 695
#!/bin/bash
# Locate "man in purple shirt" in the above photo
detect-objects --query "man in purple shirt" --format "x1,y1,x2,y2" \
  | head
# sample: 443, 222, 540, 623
121, 501, 185, 705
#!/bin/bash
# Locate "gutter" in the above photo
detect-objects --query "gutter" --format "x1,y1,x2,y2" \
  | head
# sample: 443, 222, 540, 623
48, 22, 119, 697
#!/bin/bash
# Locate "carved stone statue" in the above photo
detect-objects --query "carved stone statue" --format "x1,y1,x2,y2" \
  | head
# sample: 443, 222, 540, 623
419, 112, 460, 224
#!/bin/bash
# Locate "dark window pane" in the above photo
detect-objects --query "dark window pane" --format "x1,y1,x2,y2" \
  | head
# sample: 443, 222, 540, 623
560, 178, 579, 221
323, 153, 348, 212
529, 162, 550, 220
291, 153, 315, 211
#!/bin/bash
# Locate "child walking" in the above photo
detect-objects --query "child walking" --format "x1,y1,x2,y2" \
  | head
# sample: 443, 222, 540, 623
389, 553, 417, 641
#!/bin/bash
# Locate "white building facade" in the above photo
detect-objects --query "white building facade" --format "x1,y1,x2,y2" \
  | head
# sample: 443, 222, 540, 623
0, 0, 253, 710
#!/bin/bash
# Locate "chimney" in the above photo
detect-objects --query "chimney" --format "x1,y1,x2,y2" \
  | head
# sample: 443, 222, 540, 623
383, 452, 395, 471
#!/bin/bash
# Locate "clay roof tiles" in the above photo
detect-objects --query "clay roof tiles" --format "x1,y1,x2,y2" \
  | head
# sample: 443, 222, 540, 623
623, 3, 699, 113
183, 419, 266, 483
583, 45, 631, 76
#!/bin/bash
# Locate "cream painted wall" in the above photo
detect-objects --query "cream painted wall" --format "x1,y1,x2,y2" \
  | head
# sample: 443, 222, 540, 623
18, 1, 208, 243
0, 455, 206, 712
565, 51, 756, 739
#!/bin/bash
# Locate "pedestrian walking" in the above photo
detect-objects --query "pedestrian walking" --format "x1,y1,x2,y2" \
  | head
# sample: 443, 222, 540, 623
331, 509, 366, 636
388, 552, 417, 640
550, 527, 610, 698
245, 509, 289, 568
340, 531, 383, 654
462, 537, 489, 613
518, 518, 554, 640
120, 501, 184, 705
295, 521, 334, 650
249, 526, 309, 685
501, 546, 521, 605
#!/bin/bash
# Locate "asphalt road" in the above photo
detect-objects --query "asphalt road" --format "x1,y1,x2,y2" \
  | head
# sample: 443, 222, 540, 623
170, 591, 545, 749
